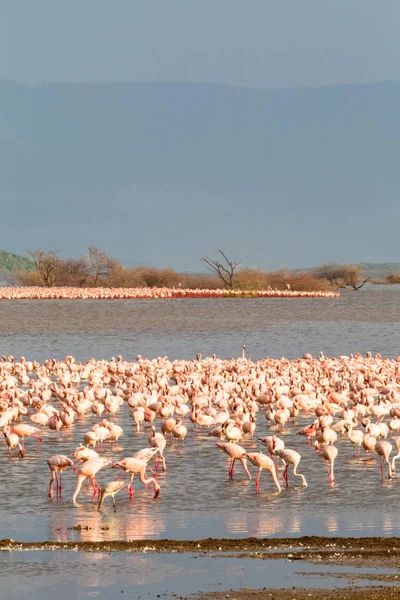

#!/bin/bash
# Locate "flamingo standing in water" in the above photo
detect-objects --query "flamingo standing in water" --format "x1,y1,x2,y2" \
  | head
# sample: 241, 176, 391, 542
47, 455, 74, 498
3, 424, 43, 452
216, 441, 251, 480
320, 445, 338, 483
148, 426, 167, 471
112, 457, 160, 498
3, 429, 23, 458
375, 440, 393, 480
391, 438, 400, 472
274, 448, 308, 488
244, 452, 281, 493
344, 423, 364, 458
172, 419, 187, 447
72, 457, 112, 504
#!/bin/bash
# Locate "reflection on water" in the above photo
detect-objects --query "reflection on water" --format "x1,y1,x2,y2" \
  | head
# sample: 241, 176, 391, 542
1, 550, 399, 600
1, 287, 400, 541
3, 407, 400, 542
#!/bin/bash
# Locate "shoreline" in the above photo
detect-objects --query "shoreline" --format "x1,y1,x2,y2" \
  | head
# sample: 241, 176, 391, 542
3, 536, 400, 599
190, 589, 400, 600
0, 286, 338, 300
0, 535, 398, 556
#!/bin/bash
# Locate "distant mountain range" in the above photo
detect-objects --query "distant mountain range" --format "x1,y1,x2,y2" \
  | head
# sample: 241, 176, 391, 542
1, 79, 400, 269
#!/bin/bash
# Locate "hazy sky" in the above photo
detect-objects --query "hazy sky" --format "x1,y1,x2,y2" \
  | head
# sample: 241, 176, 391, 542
1, 0, 400, 88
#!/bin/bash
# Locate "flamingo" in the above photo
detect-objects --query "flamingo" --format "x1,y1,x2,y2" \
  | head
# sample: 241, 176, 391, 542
161, 416, 176, 443
244, 452, 281, 493
297, 421, 318, 444
320, 445, 338, 483
3, 430, 23, 458
216, 441, 251, 480
172, 419, 187, 447
362, 433, 377, 458
3, 424, 43, 452
242, 415, 256, 440
148, 426, 167, 471
47, 455, 74, 499
375, 440, 393, 480
72, 457, 112, 504
391, 438, 400, 472
111, 457, 160, 498
222, 419, 242, 443
274, 448, 307, 488
344, 422, 364, 458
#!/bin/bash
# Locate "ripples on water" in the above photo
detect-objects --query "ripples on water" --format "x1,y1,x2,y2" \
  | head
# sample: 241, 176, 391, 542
2, 551, 391, 600
0, 286, 399, 362
1, 286, 400, 542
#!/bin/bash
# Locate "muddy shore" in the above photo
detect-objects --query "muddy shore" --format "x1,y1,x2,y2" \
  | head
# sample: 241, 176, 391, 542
2, 537, 400, 599
189, 588, 400, 600
1, 535, 399, 560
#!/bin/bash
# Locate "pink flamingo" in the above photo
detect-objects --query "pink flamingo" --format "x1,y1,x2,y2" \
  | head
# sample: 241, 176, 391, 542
3, 424, 43, 452
112, 457, 160, 498
244, 452, 281, 493
216, 441, 251, 480
47, 455, 74, 499
3, 429, 23, 458
148, 426, 167, 471
72, 457, 112, 504
172, 419, 187, 447
274, 448, 308, 488
375, 440, 393, 480
320, 445, 338, 482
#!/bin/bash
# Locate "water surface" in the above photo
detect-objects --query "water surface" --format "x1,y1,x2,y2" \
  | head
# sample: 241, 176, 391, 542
0, 286, 400, 542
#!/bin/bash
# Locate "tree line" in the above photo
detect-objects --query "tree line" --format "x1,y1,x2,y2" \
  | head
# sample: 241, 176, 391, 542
12, 247, 373, 292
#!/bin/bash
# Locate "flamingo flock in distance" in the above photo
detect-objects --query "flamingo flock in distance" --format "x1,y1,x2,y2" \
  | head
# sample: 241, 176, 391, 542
1, 350, 400, 512
0, 286, 338, 300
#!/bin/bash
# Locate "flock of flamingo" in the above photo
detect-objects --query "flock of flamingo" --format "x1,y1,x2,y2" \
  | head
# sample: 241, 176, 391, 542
0, 286, 338, 300
1, 349, 399, 512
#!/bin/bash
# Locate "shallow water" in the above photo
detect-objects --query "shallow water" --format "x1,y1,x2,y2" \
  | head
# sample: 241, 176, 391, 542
0, 551, 396, 600
1, 286, 400, 543
0, 285, 399, 362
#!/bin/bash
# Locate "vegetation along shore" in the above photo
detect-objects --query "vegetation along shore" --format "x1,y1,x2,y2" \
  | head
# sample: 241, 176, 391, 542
2, 247, 399, 293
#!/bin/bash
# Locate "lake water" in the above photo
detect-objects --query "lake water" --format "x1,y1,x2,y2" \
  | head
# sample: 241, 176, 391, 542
1, 286, 400, 544
0, 550, 396, 600
0, 285, 399, 363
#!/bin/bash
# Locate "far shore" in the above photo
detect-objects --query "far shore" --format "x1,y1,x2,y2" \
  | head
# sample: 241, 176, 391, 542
0, 286, 339, 300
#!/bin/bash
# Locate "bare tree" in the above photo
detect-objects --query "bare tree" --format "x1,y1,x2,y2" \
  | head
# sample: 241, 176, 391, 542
202, 250, 240, 288
313, 264, 371, 291
85, 246, 118, 286
27, 250, 61, 287
57, 256, 90, 286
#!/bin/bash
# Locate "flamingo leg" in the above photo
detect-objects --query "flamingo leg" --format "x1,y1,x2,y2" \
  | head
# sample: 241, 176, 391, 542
230, 459, 235, 480
32, 435, 43, 452
283, 464, 289, 486
240, 458, 252, 480
90, 480, 97, 502
255, 469, 262, 493
49, 471, 55, 498
54, 471, 59, 498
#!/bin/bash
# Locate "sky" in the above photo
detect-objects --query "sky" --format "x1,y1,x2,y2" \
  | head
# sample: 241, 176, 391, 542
1, 1, 400, 270
1, 0, 400, 89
